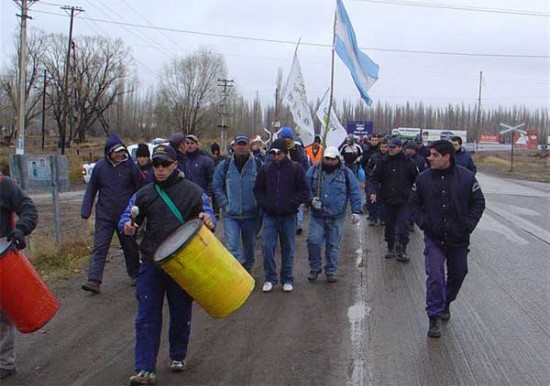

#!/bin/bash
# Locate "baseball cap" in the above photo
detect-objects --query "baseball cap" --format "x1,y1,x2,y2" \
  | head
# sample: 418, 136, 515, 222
234, 134, 250, 144
170, 133, 186, 147
186, 134, 199, 143
389, 139, 403, 148
269, 138, 288, 154
323, 146, 340, 159
152, 145, 177, 162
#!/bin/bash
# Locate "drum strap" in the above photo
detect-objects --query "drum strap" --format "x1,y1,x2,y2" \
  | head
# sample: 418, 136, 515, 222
155, 184, 184, 224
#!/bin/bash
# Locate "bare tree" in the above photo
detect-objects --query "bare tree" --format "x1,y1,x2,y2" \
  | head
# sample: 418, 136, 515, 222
41, 33, 132, 149
158, 48, 227, 136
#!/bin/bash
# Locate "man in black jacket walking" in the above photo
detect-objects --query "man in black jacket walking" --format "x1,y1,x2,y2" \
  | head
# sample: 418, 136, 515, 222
369, 139, 418, 262
253, 139, 309, 293
409, 140, 485, 338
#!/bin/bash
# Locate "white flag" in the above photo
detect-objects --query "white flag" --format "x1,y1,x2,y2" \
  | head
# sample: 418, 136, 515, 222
283, 53, 315, 146
316, 89, 348, 148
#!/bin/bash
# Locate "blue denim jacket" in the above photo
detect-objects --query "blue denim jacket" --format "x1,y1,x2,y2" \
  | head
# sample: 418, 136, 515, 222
306, 163, 363, 219
212, 156, 260, 219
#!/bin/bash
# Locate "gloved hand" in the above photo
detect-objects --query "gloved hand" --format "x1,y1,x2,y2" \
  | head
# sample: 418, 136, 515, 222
351, 213, 361, 225
311, 197, 322, 210
7, 228, 26, 250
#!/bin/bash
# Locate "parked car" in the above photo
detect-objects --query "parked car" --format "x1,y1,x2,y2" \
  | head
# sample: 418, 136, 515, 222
440, 131, 455, 141
81, 162, 96, 183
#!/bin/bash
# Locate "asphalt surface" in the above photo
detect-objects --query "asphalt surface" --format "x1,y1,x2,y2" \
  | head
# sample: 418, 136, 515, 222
7, 172, 550, 386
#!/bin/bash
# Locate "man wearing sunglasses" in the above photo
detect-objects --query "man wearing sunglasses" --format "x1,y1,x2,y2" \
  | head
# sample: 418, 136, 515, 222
81, 134, 143, 294
253, 138, 309, 293
121, 144, 215, 385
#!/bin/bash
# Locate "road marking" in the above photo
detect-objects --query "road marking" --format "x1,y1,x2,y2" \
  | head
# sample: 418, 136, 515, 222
347, 218, 371, 386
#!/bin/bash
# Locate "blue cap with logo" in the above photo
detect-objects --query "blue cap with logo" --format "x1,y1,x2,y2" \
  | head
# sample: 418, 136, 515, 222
389, 138, 403, 148
152, 145, 177, 161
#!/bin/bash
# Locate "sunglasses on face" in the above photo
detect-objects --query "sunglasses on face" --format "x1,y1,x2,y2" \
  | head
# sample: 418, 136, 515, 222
185, 141, 196, 145
269, 149, 283, 155
152, 159, 174, 168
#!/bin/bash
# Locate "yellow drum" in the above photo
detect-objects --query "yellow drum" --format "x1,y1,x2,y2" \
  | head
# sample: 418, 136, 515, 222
153, 219, 254, 319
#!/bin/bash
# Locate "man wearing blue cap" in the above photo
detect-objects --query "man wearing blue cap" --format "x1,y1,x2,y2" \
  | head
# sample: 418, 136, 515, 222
212, 134, 262, 272
369, 138, 418, 262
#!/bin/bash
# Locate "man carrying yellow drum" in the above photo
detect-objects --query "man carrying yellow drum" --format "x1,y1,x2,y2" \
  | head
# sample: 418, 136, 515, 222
120, 145, 215, 385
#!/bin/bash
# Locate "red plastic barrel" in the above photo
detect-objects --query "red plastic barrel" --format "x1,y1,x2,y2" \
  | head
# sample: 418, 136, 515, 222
0, 245, 59, 333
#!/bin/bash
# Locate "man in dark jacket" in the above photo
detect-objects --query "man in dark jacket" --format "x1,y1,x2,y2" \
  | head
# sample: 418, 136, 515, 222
184, 134, 215, 194
135, 143, 153, 183
405, 141, 427, 172
120, 145, 215, 385
253, 138, 309, 293
409, 140, 485, 338
370, 139, 418, 262
451, 136, 477, 175
0, 176, 38, 380
81, 134, 143, 294
279, 126, 310, 234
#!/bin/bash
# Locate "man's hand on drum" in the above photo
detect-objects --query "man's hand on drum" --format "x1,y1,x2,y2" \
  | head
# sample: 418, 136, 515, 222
123, 220, 138, 236
199, 212, 214, 230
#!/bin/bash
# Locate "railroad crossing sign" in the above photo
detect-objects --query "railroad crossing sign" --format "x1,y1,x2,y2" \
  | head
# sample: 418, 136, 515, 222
499, 123, 526, 172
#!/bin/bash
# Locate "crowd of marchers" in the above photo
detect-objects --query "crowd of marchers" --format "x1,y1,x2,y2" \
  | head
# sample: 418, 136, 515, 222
0, 127, 484, 386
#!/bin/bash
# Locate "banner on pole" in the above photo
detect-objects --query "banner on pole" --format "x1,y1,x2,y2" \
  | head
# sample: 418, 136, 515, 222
283, 53, 315, 146
316, 89, 348, 148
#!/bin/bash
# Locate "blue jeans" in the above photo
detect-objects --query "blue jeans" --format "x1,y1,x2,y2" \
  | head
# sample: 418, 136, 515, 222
296, 204, 304, 229
262, 213, 297, 285
134, 261, 193, 372
88, 218, 140, 283
223, 215, 258, 271
424, 236, 469, 318
307, 216, 345, 275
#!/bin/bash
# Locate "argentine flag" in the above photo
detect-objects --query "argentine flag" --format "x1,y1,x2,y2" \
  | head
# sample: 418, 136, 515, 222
335, 0, 379, 106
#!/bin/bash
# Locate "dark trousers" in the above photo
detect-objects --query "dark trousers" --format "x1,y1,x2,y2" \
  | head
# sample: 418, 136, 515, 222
424, 236, 469, 318
383, 203, 409, 246
88, 218, 140, 283
135, 261, 193, 372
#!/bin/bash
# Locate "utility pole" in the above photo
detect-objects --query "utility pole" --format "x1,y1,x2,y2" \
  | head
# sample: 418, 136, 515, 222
475, 71, 483, 151
60, 5, 84, 155
217, 78, 234, 153
14, 0, 38, 155
41, 69, 47, 150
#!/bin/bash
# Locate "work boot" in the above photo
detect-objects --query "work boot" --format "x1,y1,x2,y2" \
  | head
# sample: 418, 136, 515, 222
396, 243, 409, 263
441, 303, 451, 321
427, 317, 441, 338
307, 269, 322, 282
385, 243, 396, 259
82, 280, 101, 294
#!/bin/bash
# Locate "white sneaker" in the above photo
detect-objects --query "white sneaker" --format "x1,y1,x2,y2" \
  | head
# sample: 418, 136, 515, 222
170, 360, 186, 372
262, 282, 273, 292
282, 283, 293, 292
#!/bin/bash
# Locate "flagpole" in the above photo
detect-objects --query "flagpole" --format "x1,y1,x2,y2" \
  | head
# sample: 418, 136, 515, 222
317, 2, 338, 197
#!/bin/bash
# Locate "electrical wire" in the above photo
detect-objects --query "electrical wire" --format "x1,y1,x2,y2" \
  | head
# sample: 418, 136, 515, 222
29, 9, 550, 59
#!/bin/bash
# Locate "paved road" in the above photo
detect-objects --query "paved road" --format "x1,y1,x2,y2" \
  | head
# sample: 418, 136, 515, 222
7, 173, 549, 385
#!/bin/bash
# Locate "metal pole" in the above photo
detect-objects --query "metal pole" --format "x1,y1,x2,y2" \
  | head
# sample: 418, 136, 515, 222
50, 156, 62, 244
510, 134, 514, 172
41, 69, 47, 151
16, 0, 29, 155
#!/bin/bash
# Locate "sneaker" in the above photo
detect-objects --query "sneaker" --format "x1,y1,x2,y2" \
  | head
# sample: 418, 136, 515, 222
129, 370, 156, 385
296, 227, 303, 235
282, 283, 293, 292
170, 360, 186, 372
0, 368, 15, 380
307, 269, 322, 282
262, 282, 273, 293
427, 317, 441, 338
326, 274, 338, 283
82, 280, 101, 294
441, 303, 451, 321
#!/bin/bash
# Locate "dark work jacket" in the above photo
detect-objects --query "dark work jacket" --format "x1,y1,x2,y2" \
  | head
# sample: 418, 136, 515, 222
185, 150, 215, 193
0, 176, 38, 237
253, 157, 309, 217
81, 135, 143, 222
417, 145, 430, 159
409, 164, 485, 249
370, 151, 418, 205
454, 148, 477, 175
408, 153, 428, 172
132, 171, 204, 261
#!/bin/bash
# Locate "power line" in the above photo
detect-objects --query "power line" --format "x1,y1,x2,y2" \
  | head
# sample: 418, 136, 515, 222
29, 9, 550, 59
354, 0, 550, 17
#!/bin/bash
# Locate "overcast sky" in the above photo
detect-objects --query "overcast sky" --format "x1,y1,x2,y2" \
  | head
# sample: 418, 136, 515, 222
1, 0, 549, 110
